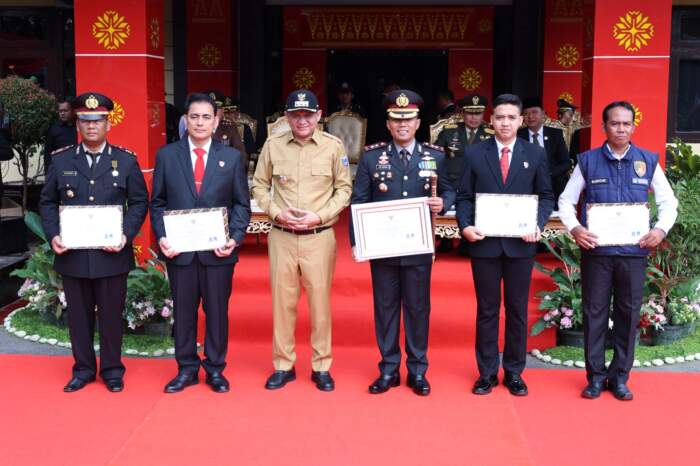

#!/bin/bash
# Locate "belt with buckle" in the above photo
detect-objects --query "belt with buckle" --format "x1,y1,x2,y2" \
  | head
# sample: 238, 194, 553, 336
273, 225, 330, 235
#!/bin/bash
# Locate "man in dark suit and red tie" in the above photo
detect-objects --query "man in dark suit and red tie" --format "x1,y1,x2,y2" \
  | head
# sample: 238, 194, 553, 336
456, 94, 554, 397
150, 92, 251, 394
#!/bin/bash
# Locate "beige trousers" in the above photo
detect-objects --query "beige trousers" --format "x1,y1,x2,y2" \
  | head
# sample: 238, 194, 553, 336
268, 227, 336, 371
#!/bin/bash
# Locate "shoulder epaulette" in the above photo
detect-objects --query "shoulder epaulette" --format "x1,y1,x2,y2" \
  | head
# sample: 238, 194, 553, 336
320, 131, 342, 144
50, 144, 76, 156
364, 141, 387, 151
111, 144, 137, 157
423, 142, 444, 152
221, 118, 233, 126
484, 127, 495, 135
443, 123, 458, 129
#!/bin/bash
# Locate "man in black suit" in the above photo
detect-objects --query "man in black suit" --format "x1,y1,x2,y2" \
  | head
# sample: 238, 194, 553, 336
39, 92, 148, 393
350, 90, 456, 396
150, 92, 251, 394
518, 97, 570, 201
456, 94, 554, 397
44, 99, 77, 173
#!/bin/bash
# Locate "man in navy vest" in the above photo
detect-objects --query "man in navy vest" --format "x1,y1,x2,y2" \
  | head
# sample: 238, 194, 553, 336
558, 101, 678, 401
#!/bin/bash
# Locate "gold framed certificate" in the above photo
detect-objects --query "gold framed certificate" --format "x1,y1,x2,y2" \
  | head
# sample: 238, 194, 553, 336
59, 205, 123, 249
351, 197, 434, 261
586, 202, 650, 246
163, 207, 229, 253
475, 193, 539, 238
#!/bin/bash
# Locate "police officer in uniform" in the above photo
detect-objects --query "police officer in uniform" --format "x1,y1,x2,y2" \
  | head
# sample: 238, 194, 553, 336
206, 90, 249, 170
435, 94, 493, 253
558, 101, 678, 401
252, 89, 352, 392
333, 82, 366, 117
39, 92, 148, 393
223, 96, 256, 157
557, 98, 581, 164
350, 90, 456, 396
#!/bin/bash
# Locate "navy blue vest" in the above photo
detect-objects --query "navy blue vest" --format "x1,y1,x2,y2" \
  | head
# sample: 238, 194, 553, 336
578, 142, 656, 256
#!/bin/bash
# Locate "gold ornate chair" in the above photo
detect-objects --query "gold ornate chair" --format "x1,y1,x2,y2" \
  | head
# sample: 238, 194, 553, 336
237, 112, 257, 143
429, 114, 461, 144
323, 111, 367, 172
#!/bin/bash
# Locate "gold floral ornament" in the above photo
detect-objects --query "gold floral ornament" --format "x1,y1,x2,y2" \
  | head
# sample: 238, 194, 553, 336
149, 18, 160, 49
458, 68, 482, 91
199, 44, 221, 68
292, 67, 315, 89
285, 18, 298, 34
478, 18, 492, 34
631, 103, 643, 127
108, 100, 125, 127
92, 11, 131, 51
556, 44, 580, 68
558, 92, 574, 104
613, 11, 654, 52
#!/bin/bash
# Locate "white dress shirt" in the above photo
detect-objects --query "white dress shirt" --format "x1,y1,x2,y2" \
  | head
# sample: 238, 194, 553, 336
83, 141, 107, 167
528, 127, 545, 147
495, 138, 515, 165
188, 136, 212, 171
558, 143, 678, 234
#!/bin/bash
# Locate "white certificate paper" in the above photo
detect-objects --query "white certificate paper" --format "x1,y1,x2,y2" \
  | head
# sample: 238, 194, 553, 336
352, 197, 434, 261
586, 202, 650, 246
163, 208, 229, 253
475, 193, 539, 237
59, 205, 123, 249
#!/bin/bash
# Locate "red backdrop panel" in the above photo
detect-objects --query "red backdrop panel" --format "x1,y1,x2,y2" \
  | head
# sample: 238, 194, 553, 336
448, 49, 493, 114
283, 50, 327, 113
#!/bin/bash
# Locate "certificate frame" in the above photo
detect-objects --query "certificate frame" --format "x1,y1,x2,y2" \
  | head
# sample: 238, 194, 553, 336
351, 197, 434, 262
586, 202, 650, 247
163, 207, 229, 253
474, 193, 539, 238
59, 205, 123, 249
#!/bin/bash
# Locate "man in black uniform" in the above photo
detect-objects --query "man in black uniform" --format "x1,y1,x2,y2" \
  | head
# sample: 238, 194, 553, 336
333, 82, 366, 117
39, 92, 148, 393
350, 90, 455, 396
435, 94, 493, 253
557, 99, 581, 164
517, 97, 570, 200
223, 96, 256, 157
435, 89, 457, 120
44, 99, 77, 173
206, 90, 248, 169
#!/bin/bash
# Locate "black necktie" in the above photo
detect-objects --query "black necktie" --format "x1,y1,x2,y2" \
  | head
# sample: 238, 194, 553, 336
87, 152, 101, 171
400, 149, 409, 168
532, 133, 541, 147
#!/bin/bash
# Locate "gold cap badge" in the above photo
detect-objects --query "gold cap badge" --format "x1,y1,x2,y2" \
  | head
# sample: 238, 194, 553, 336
85, 95, 99, 110
396, 93, 409, 107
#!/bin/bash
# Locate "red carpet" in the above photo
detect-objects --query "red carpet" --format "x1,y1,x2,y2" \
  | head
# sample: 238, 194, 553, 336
1, 212, 698, 465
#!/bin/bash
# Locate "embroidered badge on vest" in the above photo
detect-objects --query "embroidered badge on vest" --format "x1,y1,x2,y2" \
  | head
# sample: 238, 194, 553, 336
634, 160, 647, 177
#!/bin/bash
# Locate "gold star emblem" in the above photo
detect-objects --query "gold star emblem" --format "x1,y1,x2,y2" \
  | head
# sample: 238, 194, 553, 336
631, 103, 643, 127
199, 44, 221, 68
556, 44, 580, 68
613, 11, 654, 52
292, 67, 315, 89
92, 10, 131, 50
459, 68, 482, 91
108, 100, 125, 127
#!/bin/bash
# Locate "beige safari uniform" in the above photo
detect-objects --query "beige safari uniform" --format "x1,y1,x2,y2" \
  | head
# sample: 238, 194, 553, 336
252, 129, 352, 371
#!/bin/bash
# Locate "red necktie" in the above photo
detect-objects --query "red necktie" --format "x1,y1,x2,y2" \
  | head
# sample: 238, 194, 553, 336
500, 147, 510, 183
193, 147, 206, 193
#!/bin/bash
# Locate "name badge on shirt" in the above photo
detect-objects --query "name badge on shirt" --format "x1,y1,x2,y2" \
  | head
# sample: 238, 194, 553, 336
590, 178, 608, 185
632, 177, 649, 185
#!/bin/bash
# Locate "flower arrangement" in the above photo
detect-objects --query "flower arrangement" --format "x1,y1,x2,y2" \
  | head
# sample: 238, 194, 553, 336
123, 251, 174, 330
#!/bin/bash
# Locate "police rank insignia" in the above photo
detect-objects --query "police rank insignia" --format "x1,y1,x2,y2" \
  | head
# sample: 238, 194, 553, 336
634, 161, 647, 177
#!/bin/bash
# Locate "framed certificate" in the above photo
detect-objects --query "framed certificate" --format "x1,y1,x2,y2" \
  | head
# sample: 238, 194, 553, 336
59, 205, 123, 249
586, 202, 650, 246
163, 207, 229, 253
351, 197, 434, 262
475, 193, 539, 238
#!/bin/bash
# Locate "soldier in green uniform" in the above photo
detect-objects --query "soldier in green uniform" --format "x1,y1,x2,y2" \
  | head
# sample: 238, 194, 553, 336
435, 94, 493, 253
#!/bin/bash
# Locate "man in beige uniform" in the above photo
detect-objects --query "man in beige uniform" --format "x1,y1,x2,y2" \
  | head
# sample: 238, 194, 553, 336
252, 89, 352, 392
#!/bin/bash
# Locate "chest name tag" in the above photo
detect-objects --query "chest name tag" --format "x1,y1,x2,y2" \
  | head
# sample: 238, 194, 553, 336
376, 164, 391, 170
590, 178, 608, 185
632, 177, 649, 185
62, 171, 77, 176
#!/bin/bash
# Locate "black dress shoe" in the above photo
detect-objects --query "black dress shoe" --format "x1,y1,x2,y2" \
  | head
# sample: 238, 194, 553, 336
265, 368, 296, 390
105, 379, 124, 393
504, 373, 528, 396
407, 374, 431, 396
607, 381, 633, 401
205, 373, 230, 393
311, 371, 335, 392
368, 372, 400, 394
581, 381, 604, 399
63, 376, 96, 393
164, 373, 199, 393
472, 375, 498, 395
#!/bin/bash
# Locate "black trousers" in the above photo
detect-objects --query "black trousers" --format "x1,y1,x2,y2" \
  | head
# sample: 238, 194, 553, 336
167, 257, 234, 376
471, 256, 534, 377
581, 255, 646, 384
370, 262, 432, 376
62, 273, 128, 380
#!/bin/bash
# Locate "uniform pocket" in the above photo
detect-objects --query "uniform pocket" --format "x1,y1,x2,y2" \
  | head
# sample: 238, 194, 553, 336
311, 163, 332, 176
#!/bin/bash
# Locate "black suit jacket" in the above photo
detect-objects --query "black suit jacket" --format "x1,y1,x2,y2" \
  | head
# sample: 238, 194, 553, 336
39, 142, 148, 279
456, 138, 554, 258
517, 126, 570, 199
350, 141, 456, 266
150, 138, 251, 266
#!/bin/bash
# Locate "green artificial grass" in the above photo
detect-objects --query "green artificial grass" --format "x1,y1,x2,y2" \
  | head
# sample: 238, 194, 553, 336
543, 327, 700, 363
7, 307, 174, 356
